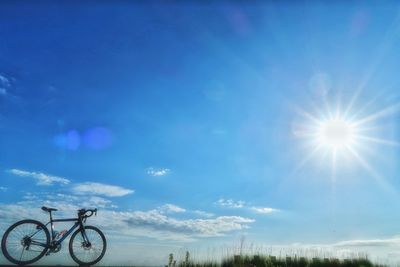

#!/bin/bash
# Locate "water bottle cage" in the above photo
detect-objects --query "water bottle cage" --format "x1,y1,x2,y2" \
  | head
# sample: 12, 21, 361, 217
53, 230, 66, 240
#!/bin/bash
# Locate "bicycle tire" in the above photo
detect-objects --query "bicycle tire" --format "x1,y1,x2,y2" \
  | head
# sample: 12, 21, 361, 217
1, 219, 50, 265
69, 225, 106, 266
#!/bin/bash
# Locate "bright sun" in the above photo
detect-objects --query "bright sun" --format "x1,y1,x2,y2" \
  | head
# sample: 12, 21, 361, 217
293, 89, 400, 187
317, 119, 356, 149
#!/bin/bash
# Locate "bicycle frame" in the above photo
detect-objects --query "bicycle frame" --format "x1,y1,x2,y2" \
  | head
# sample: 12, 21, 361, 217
30, 213, 89, 249
2, 207, 105, 266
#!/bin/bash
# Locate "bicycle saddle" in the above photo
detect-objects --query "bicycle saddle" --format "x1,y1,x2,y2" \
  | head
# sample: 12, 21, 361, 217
41, 206, 58, 212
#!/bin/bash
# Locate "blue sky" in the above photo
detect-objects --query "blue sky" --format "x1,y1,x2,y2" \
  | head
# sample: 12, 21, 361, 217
1, 1, 400, 265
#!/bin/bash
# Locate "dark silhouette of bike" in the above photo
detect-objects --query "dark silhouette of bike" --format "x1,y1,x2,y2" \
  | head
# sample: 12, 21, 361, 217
1, 206, 106, 266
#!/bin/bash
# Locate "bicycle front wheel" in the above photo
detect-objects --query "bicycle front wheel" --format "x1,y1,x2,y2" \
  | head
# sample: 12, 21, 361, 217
69, 225, 106, 266
1, 219, 50, 265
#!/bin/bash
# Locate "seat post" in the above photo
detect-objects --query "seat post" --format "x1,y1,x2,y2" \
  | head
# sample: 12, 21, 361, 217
49, 211, 55, 238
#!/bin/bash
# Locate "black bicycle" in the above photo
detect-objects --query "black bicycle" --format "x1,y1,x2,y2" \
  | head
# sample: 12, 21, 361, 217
1, 206, 107, 266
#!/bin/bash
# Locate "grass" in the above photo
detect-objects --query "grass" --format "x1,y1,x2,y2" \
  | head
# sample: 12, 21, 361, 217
166, 252, 386, 267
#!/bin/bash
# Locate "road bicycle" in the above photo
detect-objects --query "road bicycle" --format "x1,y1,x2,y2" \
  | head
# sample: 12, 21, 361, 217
1, 206, 107, 266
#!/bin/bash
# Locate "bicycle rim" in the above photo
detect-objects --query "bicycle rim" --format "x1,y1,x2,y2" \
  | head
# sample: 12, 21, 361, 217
69, 226, 106, 265
1, 220, 49, 265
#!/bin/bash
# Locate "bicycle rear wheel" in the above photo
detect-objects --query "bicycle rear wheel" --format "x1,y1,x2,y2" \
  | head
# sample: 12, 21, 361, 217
1, 219, 50, 265
69, 225, 106, 266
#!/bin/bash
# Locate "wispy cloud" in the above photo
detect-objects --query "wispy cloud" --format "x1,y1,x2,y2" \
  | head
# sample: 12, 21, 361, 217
157, 205, 215, 218
216, 198, 245, 208
0, 74, 11, 95
0, 186, 7, 192
156, 204, 216, 218
72, 182, 134, 197
8, 169, 70, 186
192, 210, 215, 218
146, 167, 170, 177
0, 198, 253, 242
83, 196, 113, 208
122, 212, 254, 241
7, 168, 133, 197
0, 74, 10, 85
17, 192, 116, 212
333, 238, 400, 248
250, 207, 279, 214
216, 198, 279, 214
158, 204, 186, 213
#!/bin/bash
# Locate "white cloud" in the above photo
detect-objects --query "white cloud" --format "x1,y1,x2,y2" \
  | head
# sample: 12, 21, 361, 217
333, 238, 400, 248
103, 210, 254, 241
250, 207, 279, 214
17, 192, 115, 213
216, 198, 279, 215
0, 74, 9, 83
0, 191, 397, 265
8, 169, 70, 186
158, 204, 186, 213
146, 167, 170, 177
192, 210, 215, 218
0, 187, 252, 242
0, 74, 11, 87
0, 74, 11, 96
0, 186, 7, 192
72, 182, 134, 197
84, 196, 113, 208
216, 198, 245, 208
0, 199, 254, 242
7, 169, 131, 198
0, 204, 48, 224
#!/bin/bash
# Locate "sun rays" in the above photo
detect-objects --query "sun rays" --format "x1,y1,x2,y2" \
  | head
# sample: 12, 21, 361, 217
293, 90, 399, 189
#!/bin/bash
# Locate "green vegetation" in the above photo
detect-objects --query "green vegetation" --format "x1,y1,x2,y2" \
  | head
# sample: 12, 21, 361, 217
166, 252, 386, 267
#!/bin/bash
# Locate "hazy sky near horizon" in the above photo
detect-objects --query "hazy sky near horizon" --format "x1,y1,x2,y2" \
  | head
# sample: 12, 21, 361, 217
1, 1, 400, 265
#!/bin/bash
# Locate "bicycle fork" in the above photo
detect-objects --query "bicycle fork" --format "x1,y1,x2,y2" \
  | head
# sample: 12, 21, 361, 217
78, 221, 91, 247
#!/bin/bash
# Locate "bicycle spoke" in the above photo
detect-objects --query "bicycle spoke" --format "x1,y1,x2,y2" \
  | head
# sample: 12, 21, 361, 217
12, 228, 25, 240
19, 247, 25, 262
3, 221, 49, 264
71, 228, 104, 265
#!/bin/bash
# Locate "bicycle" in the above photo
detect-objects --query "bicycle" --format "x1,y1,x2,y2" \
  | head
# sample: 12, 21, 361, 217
1, 206, 107, 266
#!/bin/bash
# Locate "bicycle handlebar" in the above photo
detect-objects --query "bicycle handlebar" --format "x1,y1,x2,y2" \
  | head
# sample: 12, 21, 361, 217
78, 208, 98, 219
